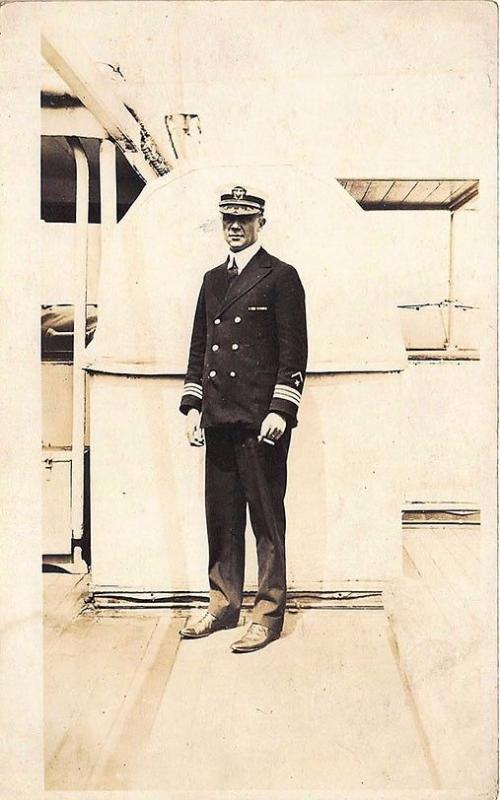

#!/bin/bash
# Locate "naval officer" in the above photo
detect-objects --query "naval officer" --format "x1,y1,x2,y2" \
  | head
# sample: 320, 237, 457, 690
179, 186, 308, 652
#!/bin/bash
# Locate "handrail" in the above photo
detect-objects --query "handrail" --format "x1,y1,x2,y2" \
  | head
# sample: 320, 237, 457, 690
68, 137, 89, 572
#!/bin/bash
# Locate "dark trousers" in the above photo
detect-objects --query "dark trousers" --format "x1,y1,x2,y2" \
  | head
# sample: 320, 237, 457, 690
204, 425, 292, 633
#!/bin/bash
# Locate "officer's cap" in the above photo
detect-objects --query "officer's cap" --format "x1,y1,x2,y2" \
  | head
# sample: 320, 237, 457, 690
219, 186, 265, 216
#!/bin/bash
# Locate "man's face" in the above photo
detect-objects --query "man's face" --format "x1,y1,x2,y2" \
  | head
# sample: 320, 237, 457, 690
222, 213, 264, 252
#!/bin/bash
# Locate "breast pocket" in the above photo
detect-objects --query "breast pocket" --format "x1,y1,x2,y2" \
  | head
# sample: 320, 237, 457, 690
246, 283, 273, 309
244, 293, 274, 336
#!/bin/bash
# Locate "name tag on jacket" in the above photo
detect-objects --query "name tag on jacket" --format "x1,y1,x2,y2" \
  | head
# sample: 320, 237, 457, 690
247, 306, 268, 311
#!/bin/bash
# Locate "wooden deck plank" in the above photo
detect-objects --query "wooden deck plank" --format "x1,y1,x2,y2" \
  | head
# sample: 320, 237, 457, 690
45, 614, 158, 789
446, 526, 481, 562
43, 572, 88, 615
402, 544, 420, 578
44, 526, 494, 794
44, 573, 89, 641
400, 545, 454, 639
423, 529, 480, 589
403, 531, 480, 631
86, 613, 186, 790
45, 616, 122, 775
128, 611, 433, 792
386, 581, 490, 791
386, 528, 492, 793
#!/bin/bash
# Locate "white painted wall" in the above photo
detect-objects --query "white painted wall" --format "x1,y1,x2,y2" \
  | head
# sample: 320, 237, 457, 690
402, 360, 482, 503
89, 372, 405, 589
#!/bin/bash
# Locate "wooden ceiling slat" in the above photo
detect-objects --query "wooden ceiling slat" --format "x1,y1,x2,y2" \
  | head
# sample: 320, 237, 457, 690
383, 180, 417, 203
399, 181, 419, 203
424, 180, 463, 204
349, 180, 371, 201
360, 182, 372, 202
399, 180, 440, 203
362, 180, 394, 203
334, 179, 479, 209
380, 180, 395, 202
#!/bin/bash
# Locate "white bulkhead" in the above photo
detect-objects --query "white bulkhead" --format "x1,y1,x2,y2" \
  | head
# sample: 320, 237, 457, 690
86, 164, 407, 592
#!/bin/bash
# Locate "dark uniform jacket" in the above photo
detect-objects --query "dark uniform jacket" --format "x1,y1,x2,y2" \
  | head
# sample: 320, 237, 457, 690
180, 247, 308, 429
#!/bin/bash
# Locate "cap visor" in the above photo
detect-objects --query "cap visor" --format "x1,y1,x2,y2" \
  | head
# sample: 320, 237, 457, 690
219, 204, 262, 216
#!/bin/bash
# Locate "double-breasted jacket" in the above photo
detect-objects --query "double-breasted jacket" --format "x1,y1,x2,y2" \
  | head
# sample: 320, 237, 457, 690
180, 247, 308, 429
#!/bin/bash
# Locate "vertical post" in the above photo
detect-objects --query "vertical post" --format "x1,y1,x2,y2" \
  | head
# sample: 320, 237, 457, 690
446, 211, 455, 350
99, 138, 117, 256
68, 137, 89, 571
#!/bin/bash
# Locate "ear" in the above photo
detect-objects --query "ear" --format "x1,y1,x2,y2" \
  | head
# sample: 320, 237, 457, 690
259, 216, 266, 228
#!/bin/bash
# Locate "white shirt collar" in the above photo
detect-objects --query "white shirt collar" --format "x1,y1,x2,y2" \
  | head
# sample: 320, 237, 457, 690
228, 240, 262, 272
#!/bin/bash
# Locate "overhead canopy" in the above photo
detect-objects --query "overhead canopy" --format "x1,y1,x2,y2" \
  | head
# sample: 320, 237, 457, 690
339, 178, 479, 211
86, 163, 407, 374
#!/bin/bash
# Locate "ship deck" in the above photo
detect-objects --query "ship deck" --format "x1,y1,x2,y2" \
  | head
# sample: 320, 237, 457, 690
43, 525, 493, 795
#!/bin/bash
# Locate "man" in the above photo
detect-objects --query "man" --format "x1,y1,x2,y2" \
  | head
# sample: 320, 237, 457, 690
179, 186, 307, 653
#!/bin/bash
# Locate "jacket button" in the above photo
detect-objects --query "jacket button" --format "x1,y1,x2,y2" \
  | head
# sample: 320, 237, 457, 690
229, 371, 236, 378
212, 344, 219, 351
231, 343, 239, 350
234, 316, 242, 323
209, 370, 217, 378
214, 318, 221, 325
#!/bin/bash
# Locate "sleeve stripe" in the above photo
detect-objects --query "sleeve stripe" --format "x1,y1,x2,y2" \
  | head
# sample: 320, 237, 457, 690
272, 391, 300, 407
274, 383, 302, 398
273, 389, 301, 402
183, 382, 203, 399
273, 389, 301, 401
273, 386, 301, 397
273, 384, 302, 401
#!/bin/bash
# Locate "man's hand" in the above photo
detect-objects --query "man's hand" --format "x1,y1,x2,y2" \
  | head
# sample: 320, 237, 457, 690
258, 412, 287, 443
186, 408, 205, 447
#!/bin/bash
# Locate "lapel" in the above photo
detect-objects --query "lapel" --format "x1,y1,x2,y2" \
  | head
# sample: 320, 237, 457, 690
216, 248, 272, 315
210, 258, 230, 305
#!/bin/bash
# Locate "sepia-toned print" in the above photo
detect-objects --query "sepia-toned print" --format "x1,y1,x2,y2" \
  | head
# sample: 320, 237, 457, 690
0, 2, 497, 799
